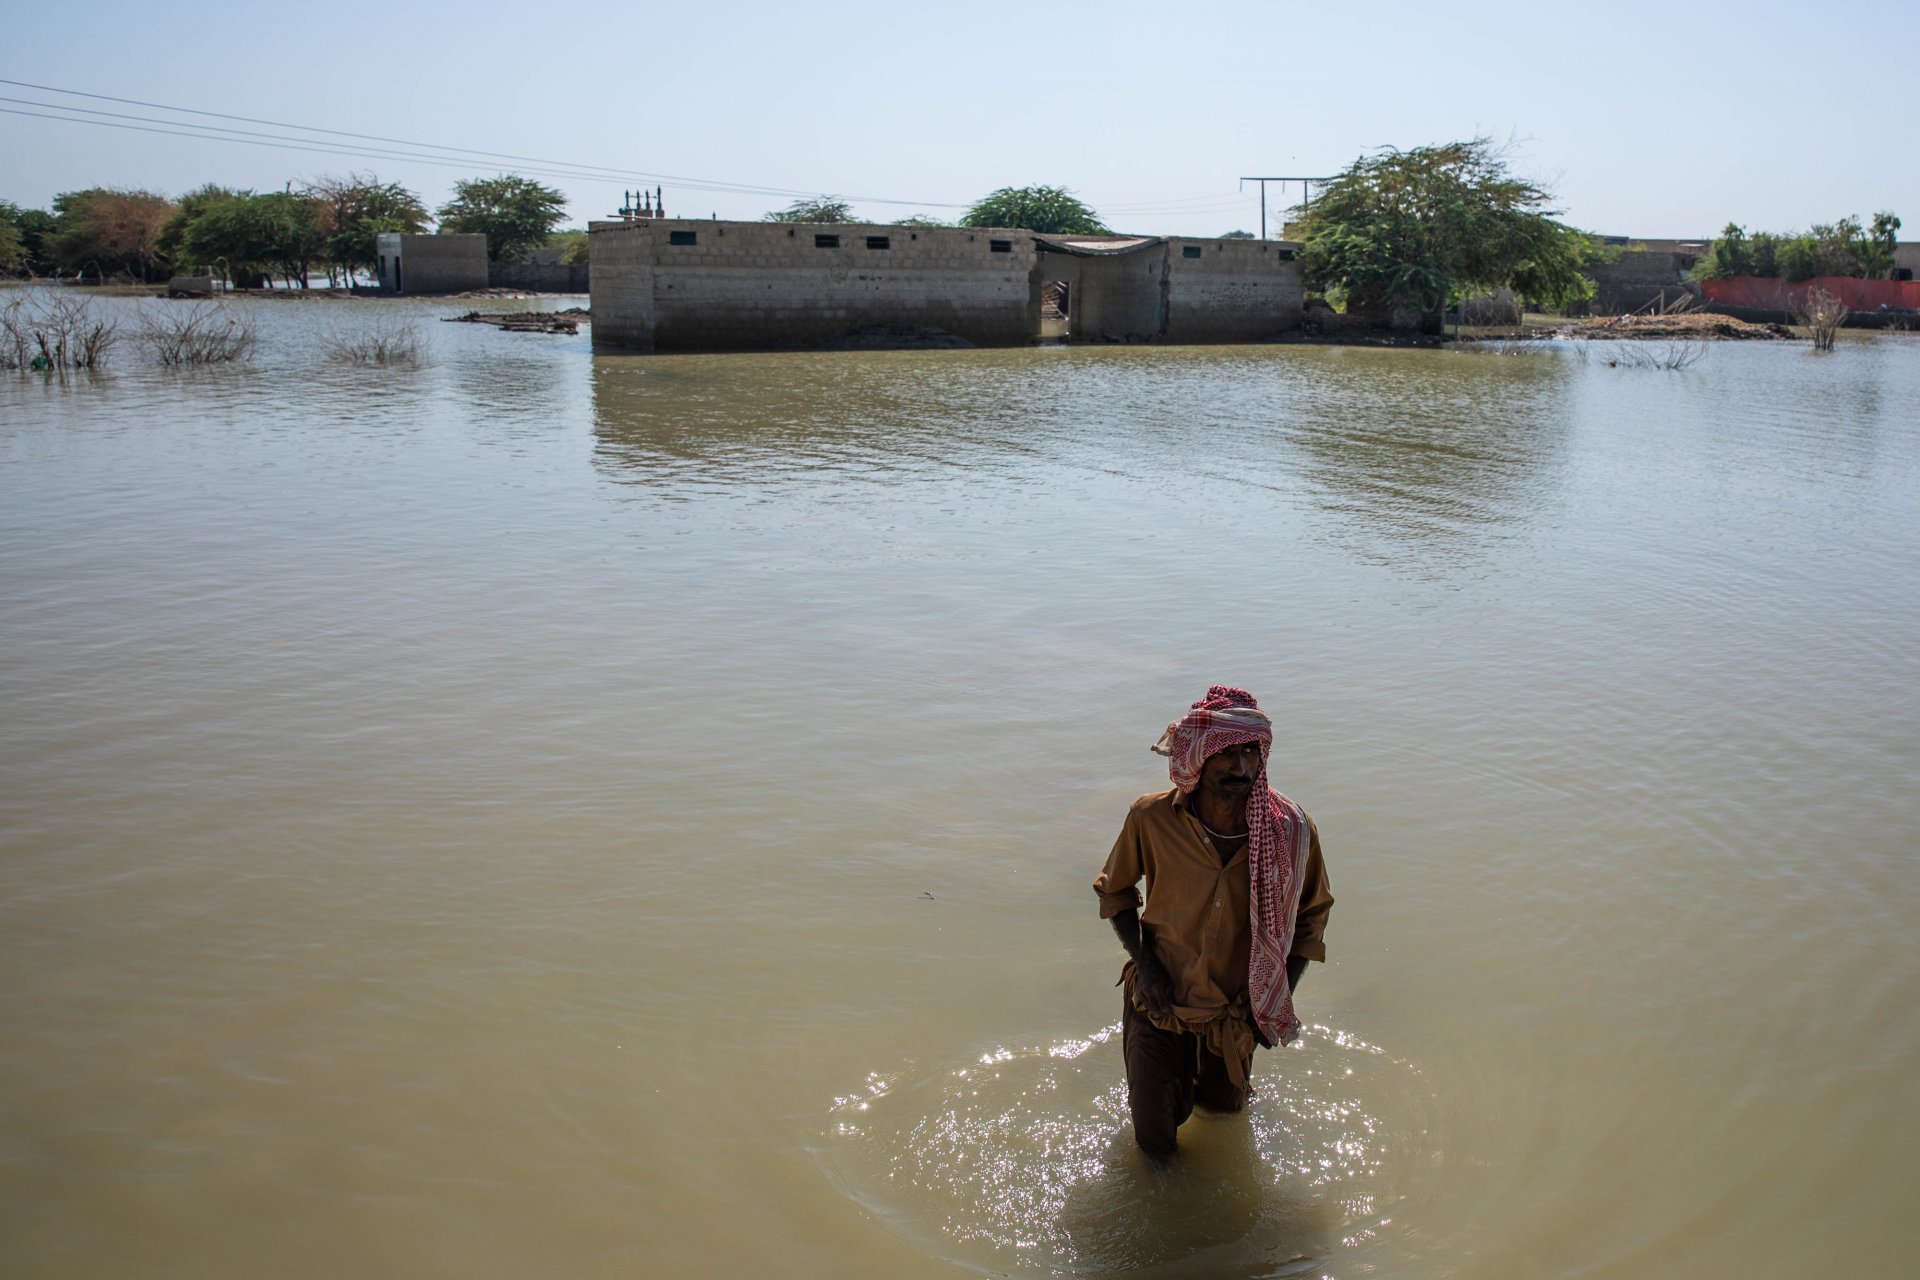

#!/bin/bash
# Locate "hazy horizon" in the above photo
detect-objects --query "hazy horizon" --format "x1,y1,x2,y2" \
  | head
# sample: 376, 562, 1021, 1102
4, 1, 1916, 240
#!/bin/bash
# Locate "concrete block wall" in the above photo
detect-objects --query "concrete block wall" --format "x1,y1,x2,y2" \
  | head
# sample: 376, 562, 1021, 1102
1063, 249, 1167, 341
377, 233, 488, 294
1163, 238, 1304, 341
592, 219, 1038, 351
1587, 250, 1698, 314
589, 223, 657, 350
489, 260, 589, 292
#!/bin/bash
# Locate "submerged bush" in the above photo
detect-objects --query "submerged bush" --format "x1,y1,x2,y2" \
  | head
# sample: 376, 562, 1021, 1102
1797, 288, 1849, 352
1, 289, 118, 370
135, 300, 257, 365
321, 312, 423, 366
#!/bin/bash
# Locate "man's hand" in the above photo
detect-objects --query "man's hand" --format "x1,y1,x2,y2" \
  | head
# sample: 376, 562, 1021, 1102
1133, 951, 1174, 1017
1110, 908, 1174, 1017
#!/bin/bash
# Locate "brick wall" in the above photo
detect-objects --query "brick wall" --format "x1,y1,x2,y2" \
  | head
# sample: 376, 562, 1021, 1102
591, 220, 1310, 351
589, 224, 657, 350
377, 234, 488, 294
1066, 248, 1167, 341
591, 219, 1037, 352
489, 260, 588, 292
1588, 250, 1697, 314
1163, 239, 1304, 341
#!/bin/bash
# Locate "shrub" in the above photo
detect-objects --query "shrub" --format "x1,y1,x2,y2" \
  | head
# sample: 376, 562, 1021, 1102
321, 312, 422, 365
1, 290, 118, 370
1797, 288, 1848, 352
136, 300, 257, 364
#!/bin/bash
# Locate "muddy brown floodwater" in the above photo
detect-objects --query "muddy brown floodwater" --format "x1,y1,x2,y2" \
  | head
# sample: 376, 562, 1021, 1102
3, 290, 1917, 1278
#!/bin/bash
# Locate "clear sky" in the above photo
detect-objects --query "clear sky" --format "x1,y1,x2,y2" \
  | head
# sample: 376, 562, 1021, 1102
4, 0, 1914, 239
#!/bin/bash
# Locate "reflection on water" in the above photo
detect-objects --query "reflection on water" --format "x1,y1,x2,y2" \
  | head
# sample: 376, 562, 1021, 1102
827, 1022, 1434, 1277
1281, 352, 1574, 573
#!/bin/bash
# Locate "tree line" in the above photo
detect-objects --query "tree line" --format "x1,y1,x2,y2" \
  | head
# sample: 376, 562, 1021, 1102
1695, 214, 1903, 282
0, 175, 575, 287
760, 186, 1112, 235
6, 155, 1902, 316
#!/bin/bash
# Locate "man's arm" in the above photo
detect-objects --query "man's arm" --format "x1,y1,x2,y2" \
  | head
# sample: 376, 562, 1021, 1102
1109, 907, 1174, 1017
1289, 816, 1333, 987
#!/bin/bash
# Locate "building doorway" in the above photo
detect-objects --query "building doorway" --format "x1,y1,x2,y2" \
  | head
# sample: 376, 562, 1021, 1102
1039, 280, 1070, 339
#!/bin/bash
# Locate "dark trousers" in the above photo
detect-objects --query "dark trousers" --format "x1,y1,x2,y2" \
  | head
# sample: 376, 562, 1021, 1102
1121, 994, 1251, 1158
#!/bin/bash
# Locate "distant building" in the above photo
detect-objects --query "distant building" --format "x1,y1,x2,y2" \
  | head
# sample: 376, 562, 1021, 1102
376, 233, 488, 295
1893, 241, 1920, 281
587, 218, 1304, 353
1583, 237, 1711, 315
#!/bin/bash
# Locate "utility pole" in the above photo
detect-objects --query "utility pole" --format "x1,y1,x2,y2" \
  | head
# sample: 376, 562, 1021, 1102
1239, 176, 1332, 240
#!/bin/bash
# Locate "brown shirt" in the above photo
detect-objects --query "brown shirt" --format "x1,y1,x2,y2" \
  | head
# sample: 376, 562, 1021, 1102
1094, 788, 1333, 1028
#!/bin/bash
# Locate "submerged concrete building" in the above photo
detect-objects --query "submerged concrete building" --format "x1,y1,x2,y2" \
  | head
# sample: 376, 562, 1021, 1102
587, 218, 1303, 352
376, 233, 489, 295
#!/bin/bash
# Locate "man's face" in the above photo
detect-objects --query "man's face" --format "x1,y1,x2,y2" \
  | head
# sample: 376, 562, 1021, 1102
1198, 740, 1264, 799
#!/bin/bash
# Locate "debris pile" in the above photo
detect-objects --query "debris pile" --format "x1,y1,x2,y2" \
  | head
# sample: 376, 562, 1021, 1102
444, 308, 588, 334
1553, 312, 1791, 341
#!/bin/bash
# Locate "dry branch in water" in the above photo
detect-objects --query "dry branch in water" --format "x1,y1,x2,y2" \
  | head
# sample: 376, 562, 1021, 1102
321, 314, 424, 366
136, 301, 257, 365
1797, 288, 1848, 352
1579, 340, 1708, 370
2, 290, 119, 371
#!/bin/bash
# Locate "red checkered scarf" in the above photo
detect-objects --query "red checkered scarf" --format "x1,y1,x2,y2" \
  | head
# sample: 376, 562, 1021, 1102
1151, 686, 1310, 1047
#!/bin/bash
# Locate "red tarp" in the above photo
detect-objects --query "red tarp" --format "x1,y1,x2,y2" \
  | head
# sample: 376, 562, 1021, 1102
1701, 275, 1920, 311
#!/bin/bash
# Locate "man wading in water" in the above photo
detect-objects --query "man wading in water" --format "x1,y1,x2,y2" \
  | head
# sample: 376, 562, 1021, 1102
1094, 686, 1332, 1158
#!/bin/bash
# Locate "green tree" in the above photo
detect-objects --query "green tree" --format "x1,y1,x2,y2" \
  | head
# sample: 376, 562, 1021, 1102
0, 200, 29, 274
8, 206, 56, 274
890, 213, 951, 228
179, 192, 327, 287
764, 196, 854, 223
1861, 211, 1901, 278
1221, 229, 1256, 239
960, 186, 1109, 235
1778, 234, 1819, 282
1701, 223, 1752, 278
49, 188, 178, 281
157, 184, 250, 278
436, 175, 567, 262
1293, 138, 1595, 319
306, 173, 429, 285
547, 229, 590, 265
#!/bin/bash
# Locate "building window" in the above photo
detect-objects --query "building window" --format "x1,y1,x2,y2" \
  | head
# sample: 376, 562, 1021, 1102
1275, 248, 1296, 261
669, 230, 697, 246
1182, 245, 1202, 259
866, 236, 890, 250
989, 240, 1012, 253
815, 234, 840, 248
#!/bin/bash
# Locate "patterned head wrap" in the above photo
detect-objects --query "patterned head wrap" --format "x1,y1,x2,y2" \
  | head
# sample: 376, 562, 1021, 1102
1152, 685, 1312, 1048
1151, 684, 1273, 795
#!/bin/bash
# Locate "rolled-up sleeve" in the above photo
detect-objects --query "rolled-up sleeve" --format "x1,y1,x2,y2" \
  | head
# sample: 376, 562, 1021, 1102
1290, 815, 1333, 962
1093, 809, 1146, 919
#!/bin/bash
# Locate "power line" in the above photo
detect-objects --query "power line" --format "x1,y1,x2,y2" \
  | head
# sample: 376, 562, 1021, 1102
0, 77, 966, 209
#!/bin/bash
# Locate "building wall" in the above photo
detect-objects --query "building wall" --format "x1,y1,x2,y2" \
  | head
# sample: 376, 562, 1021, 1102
488, 260, 589, 292
591, 220, 1307, 351
1066, 249, 1167, 341
1163, 238, 1304, 341
376, 234, 488, 294
591, 219, 1038, 351
1586, 249, 1698, 314
589, 224, 657, 350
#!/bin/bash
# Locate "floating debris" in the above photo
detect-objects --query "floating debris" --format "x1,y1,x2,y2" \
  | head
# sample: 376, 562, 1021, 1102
443, 308, 588, 334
